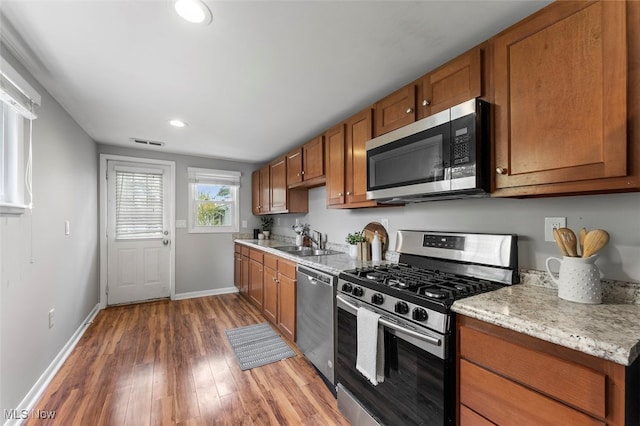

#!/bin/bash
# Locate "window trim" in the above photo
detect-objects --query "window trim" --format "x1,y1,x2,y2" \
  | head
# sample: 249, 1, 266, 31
187, 167, 241, 234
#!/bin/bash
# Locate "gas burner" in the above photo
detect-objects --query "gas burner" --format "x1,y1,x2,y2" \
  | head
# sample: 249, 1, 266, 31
365, 272, 385, 281
419, 287, 450, 299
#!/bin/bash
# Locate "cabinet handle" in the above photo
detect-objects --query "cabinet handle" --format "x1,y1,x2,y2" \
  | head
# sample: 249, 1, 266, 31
422, 100, 431, 107
406, 108, 413, 114
338, 192, 343, 196
496, 167, 508, 175
296, 173, 300, 177
301, 171, 305, 175
346, 191, 351, 195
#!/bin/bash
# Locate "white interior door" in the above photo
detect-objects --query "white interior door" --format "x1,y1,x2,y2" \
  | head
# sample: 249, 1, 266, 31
106, 160, 171, 305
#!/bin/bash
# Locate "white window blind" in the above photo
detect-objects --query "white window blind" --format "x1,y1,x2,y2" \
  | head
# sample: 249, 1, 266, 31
115, 170, 164, 239
0, 56, 40, 214
187, 167, 241, 233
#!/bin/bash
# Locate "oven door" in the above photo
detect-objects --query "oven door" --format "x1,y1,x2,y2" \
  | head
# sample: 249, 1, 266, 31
336, 294, 454, 426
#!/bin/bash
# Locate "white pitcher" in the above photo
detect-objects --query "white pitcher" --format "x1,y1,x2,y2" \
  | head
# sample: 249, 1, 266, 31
545, 255, 602, 304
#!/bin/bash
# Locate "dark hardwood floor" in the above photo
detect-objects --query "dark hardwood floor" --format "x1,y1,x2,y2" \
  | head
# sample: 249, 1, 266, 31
26, 294, 349, 425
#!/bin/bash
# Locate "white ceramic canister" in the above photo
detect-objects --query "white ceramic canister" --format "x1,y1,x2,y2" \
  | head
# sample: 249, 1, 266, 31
545, 255, 602, 304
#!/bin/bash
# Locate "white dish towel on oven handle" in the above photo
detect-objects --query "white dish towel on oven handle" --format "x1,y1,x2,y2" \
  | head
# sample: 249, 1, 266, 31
356, 306, 385, 385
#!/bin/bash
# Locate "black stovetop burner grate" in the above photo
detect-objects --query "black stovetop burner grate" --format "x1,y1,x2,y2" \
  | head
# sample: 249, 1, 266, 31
340, 264, 501, 303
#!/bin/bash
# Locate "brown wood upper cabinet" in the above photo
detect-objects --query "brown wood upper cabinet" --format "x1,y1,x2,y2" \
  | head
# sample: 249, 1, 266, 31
252, 159, 308, 215
269, 156, 287, 212
492, 1, 636, 197
374, 83, 416, 137
252, 167, 270, 215
325, 108, 379, 209
287, 136, 325, 189
416, 47, 482, 119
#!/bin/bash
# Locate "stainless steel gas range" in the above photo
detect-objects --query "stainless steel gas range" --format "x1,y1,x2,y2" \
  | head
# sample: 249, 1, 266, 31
335, 230, 519, 426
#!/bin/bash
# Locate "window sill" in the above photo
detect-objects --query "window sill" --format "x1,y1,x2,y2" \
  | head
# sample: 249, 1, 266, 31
0, 202, 29, 215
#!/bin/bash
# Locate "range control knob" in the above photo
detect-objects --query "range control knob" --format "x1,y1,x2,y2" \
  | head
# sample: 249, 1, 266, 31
412, 308, 428, 322
352, 287, 364, 297
395, 301, 409, 314
371, 293, 384, 305
341, 283, 352, 293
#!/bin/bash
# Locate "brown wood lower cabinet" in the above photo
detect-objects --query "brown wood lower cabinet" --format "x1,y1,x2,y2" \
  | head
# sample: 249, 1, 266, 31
456, 315, 639, 426
237, 246, 297, 342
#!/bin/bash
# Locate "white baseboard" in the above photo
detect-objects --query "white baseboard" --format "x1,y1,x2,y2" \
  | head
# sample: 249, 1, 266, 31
3, 303, 101, 426
173, 286, 239, 300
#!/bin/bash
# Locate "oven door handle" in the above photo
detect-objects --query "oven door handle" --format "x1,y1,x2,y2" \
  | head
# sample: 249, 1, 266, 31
336, 294, 442, 347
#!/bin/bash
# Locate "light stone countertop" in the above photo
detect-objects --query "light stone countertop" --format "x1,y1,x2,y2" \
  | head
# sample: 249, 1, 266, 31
234, 239, 393, 275
452, 284, 640, 366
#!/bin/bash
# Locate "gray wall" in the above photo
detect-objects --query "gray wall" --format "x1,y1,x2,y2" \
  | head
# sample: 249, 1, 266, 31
272, 187, 640, 283
96, 144, 258, 294
0, 47, 99, 414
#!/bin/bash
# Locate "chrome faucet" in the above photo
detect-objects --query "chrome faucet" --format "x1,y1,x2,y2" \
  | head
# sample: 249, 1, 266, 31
310, 230, 324, 250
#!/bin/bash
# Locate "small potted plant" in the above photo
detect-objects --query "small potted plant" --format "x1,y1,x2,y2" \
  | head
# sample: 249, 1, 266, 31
260, 215, 273, 239
292, 222, 310, 246
345, 231, 367, 259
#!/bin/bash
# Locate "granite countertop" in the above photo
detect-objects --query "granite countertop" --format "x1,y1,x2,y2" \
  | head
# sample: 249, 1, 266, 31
234, 239, 392, 275
452, 284, 640, 366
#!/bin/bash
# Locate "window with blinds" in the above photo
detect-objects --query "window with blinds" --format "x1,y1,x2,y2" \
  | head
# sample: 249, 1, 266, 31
187, 167, 240, 233
115, 170, 164, 239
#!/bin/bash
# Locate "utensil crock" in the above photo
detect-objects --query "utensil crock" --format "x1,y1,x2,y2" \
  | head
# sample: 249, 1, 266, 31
545, 255, 602, 304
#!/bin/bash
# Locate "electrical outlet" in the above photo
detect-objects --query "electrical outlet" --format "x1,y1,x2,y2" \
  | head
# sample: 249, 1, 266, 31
544, 217, 566, 242
48, 309, 55, 328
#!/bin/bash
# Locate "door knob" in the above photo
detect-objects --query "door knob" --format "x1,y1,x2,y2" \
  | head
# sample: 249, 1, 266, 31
163, 239, 170, 246
495, 167, 508, 175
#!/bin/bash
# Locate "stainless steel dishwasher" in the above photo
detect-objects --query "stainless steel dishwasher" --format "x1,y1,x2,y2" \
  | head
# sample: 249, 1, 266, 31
296, 265, 337, 388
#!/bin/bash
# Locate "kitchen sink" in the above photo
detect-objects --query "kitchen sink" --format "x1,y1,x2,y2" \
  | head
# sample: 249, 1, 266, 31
275, 246, 342, 257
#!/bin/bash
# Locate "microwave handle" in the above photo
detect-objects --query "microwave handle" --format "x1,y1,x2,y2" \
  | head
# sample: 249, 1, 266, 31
336, 294, 441, 347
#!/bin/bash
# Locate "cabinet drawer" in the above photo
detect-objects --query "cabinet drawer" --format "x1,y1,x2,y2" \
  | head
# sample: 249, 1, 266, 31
241, 246, 250, 257
263, 253, 278, 270
460, 360, 603, 426
277, 259, 296, 279
459, 325, 605, 418
249, 249, 263, 263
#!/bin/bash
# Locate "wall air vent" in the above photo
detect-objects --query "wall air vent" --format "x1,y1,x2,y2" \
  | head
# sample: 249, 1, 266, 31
130, 138, 165, 147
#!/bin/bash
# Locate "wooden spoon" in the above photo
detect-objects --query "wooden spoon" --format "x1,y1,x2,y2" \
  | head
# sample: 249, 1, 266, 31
553, 228, 569, 256
582, 229, 609, 258
556, 228, 578, 257
578, 227, 587, 256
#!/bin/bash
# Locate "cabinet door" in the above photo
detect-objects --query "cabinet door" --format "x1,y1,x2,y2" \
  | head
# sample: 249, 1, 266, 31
325, 123, 346, 206
241, 255, 249, 296
251, 170, 261, 215
303, 135, 324, 181
493, 1, 627, 193
286, 148, 303, 186
277, 272, 296, 342
263, 265, 278, 325
234, 252, 242, 289
418, 47, 482, 119
345, 108, 376, 206
374, 83, 416, 136
249, 258, 263, 308
270, 156, 287, 212
259, 165, 270, 214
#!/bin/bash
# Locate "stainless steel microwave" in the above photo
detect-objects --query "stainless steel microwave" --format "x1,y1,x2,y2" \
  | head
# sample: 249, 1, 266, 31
366, 98, 489, 203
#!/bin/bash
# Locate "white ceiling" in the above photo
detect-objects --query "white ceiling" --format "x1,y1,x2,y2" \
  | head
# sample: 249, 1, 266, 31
0, 0, 551, 164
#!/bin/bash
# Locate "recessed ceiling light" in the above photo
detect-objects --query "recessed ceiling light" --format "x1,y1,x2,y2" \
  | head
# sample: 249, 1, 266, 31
169, 119, 187, 128
174, 0, 212, 25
